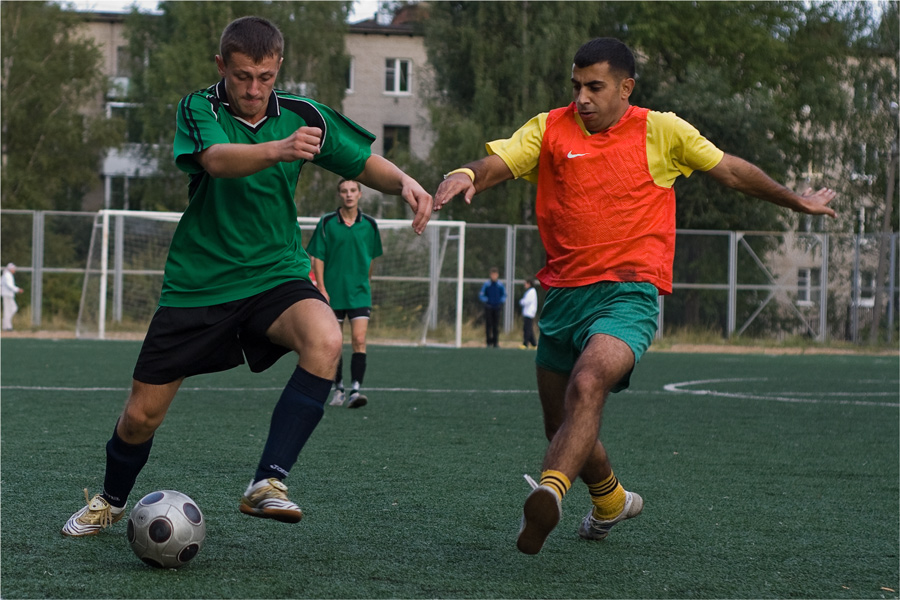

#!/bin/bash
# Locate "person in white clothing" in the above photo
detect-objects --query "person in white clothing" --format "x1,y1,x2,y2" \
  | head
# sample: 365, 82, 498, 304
519, 278, 538, 348
1, 263, 24, 331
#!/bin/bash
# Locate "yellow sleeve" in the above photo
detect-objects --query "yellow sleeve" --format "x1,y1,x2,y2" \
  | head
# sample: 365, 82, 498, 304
646, 111, 724, 188
485, 113, 548, 184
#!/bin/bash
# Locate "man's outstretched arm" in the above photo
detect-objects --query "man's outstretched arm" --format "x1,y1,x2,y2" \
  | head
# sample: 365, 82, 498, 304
433, 155, 515, 211
706, 154, 837, 218
355, 155, 432, 235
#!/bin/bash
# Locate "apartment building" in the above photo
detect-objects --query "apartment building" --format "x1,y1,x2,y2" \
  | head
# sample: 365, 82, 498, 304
344, 6, 433, 161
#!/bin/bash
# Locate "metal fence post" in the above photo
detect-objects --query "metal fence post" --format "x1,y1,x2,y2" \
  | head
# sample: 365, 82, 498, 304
456, 223, 465, 348
31, 211, 44, 327
888, 233, 897, 344
851, 233, 861, 343
727, 231, 738, 337
114, 213, 125, 322
427, 225, 439, 330
818, 233, 829, 342
504, 225, 515, 333
98, 211, 110, 340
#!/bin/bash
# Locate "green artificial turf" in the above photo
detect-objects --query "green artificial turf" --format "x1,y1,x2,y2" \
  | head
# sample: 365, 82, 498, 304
1, 339, 897, 598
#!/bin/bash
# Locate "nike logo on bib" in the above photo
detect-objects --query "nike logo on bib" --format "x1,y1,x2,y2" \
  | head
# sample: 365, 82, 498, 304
567, 151, 589, 159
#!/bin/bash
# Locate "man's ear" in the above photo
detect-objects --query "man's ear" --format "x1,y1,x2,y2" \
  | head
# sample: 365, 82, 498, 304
215, 55, 226, 77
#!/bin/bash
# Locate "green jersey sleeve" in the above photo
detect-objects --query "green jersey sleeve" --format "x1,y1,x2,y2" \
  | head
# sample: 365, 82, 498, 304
309, 101, 375, 180
173, 92, 231, 174
307, 217, 328, 260
372, 222, 384, 259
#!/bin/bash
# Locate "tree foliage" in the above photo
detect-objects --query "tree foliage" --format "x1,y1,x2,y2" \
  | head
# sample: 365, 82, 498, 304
122, 1, 352, 213
1, 1, 123, 210
424, 1, 625, 223
423, 1, 897, 233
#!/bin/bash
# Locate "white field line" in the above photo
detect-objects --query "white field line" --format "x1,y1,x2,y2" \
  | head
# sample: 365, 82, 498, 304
3, 380, 897, 407
0, 385, 535, 394
663, 378, 899, 408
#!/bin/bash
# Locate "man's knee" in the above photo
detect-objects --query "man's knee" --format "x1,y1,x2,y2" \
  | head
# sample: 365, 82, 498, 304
119, 401, 165, 441
351, 334, 366, 352
315, 324, 343, 363
117, 379, 180, 443
567, 369, 609, 415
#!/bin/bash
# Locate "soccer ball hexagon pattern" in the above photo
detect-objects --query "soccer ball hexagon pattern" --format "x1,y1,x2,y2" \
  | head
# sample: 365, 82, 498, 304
127, 490, 205, 569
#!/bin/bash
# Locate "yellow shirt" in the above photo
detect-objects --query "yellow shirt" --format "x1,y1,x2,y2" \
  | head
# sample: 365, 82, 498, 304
486, 109, 724, 186
488, 105, 724, 293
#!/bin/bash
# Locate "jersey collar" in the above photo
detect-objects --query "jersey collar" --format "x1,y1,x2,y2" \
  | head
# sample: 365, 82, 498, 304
336, 206, 363, 224
214, 79, 281, 129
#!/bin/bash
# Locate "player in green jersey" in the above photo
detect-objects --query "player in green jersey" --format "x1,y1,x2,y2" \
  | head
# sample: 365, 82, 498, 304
63, 16, 432, 537
308, 179, 383, 409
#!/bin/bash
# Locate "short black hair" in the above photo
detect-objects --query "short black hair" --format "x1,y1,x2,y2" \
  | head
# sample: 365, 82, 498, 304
220, 16, 284, 64
573, 37, 635, 79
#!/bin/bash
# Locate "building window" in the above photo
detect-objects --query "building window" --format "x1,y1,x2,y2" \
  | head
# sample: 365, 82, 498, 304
115, 45, 131, 77
856, 270, 876, 308
383, 125, 410, 157
385, 58, 410, 94
797, 267, 820, 306
106, 102, 142, 143
282, 81, 314, 97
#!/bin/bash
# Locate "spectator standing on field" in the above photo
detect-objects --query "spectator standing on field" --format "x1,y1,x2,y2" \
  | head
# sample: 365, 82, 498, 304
62, 15, 432, 538
1, 263, 24, 331
519, 278, 538, 348
434, 37, 836, 554
307, 178, 383, 409
479, 267, 506, 347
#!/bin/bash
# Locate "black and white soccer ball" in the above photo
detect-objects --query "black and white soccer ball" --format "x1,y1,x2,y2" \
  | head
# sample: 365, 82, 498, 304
127, 490, 205, 569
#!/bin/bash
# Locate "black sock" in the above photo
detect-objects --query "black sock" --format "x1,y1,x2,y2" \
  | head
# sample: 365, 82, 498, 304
102, 425, 153, 508
350, 352, 366, 387
254, 366, 332, 482
334, 355, 344, 390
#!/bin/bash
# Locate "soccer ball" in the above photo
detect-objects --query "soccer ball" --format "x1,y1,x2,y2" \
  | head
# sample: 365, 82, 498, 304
127, 490, 206, 569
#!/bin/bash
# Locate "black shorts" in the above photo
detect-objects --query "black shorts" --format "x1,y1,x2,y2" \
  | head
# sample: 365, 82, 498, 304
133, 280, 326, 385
333, 307, 371, 321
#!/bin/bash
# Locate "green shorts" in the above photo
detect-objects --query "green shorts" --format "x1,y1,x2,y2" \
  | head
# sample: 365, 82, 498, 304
535, 281, 659, 392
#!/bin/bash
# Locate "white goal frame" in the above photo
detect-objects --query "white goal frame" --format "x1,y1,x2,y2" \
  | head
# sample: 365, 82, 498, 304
77, 209, 466, 347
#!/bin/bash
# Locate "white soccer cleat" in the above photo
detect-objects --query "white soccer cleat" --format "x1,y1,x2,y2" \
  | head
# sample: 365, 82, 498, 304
516, 483, 561, 555
239, 478, 303, 523
577, 490, 643, 541
347, 390, 367, 409
61, 489, 125, 537
329, 389, 346, 406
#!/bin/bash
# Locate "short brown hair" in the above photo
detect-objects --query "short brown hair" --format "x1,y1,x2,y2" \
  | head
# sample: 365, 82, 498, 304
220, 16, 284, 65
338, 179, 360, 191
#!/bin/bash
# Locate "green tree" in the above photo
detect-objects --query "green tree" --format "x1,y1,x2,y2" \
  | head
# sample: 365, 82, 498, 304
424, 1, 625, 224
1, 1, 124, 210
423, 1, 891, 231
122, 1, 352, 214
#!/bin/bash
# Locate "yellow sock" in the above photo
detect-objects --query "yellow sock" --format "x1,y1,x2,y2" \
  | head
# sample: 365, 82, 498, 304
587, 471, 626, 520
539, 470, 571, 501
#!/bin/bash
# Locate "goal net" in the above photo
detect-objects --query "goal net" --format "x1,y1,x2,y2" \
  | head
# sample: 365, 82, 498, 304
76, 210, 466, 346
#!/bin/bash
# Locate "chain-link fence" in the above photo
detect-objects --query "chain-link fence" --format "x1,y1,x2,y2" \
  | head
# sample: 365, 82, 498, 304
2, 210, 898, 345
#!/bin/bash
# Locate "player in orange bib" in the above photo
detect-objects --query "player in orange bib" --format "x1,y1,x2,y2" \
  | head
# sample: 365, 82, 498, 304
434, 37, 837, 555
